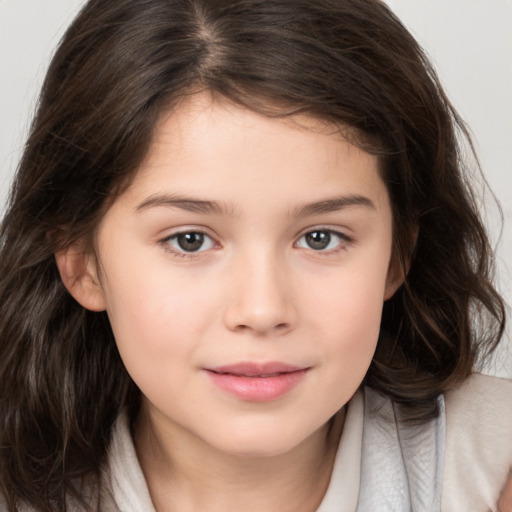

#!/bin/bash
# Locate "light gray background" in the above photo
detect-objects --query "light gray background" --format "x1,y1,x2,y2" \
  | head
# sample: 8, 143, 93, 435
1, 0, 511, 377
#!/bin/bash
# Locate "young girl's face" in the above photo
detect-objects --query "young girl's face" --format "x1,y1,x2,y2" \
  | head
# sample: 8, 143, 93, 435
86, 93, 398, 457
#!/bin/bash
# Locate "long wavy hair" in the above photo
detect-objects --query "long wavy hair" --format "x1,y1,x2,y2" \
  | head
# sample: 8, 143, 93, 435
0, 0, 505, 509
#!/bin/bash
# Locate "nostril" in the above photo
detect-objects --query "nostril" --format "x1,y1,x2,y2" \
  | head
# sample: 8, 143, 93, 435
222, 283, 296, 334
231, 321, 291, 335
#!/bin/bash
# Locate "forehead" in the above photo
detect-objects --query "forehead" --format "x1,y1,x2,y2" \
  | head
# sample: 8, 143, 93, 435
119, 92, 389, 215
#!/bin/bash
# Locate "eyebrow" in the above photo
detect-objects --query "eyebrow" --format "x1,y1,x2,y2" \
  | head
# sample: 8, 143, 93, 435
135, 193, 234, 216
135, 193, 375, 217
292, 194, 376, 217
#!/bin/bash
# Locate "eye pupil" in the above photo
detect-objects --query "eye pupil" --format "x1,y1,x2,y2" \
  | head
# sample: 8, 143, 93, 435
177, 232, 204, 252
306, 231, 331, 250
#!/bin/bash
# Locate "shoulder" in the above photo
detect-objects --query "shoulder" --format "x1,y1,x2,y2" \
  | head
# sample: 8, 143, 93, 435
441, 373, 512, 512
445, 372, 512, 415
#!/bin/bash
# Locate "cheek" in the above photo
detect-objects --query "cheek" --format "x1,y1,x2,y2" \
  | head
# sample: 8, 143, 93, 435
102, 280, 194, 404
304, 260, 389, 381
321, 298, 381, 411
308, 258, 388, 333
99, 258, 222, 383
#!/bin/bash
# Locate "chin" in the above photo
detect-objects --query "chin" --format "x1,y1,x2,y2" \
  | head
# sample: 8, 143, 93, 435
216, 439, 301, 459
205, 421, 328, 459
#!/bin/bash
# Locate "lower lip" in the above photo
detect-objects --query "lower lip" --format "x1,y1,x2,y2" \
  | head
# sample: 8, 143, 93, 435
205, 369, 308, 402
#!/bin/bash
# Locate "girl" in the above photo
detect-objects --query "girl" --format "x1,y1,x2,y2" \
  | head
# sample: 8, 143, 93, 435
0, 0, 510, 511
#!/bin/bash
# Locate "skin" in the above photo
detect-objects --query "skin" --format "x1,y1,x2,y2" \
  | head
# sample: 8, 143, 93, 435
499, 471, 512, 512
58, 92, 403, 511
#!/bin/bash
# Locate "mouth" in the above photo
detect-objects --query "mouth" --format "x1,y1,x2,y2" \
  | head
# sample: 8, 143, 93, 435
204, 362, 309, 402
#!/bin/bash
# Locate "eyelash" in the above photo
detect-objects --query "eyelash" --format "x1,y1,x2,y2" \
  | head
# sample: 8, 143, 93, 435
295, 228, 353, 254
159, 227, 353, 259
159, 230, 218, 260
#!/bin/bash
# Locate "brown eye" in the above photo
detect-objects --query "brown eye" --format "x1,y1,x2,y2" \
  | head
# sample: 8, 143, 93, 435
305, 231, 331, 250
296, 229, 349, 252
166, 231, 215, 253
176, 232, 204, 251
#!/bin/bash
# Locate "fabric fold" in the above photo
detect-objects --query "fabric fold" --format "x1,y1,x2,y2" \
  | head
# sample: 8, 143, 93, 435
357, 388, 445, 512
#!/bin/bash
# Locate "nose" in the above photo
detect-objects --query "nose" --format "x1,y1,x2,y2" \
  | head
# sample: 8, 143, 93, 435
222, 250, 296, 336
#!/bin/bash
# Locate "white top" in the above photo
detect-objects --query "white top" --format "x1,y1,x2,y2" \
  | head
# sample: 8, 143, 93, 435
316, 389, 363, 512
101, 373, 512, 511
442, 373, 512, 511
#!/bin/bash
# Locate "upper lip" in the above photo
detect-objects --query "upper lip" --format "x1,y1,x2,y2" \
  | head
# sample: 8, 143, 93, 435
206, 362, 307, 377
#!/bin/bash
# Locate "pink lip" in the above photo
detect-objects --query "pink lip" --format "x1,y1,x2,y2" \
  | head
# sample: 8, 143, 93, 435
204, 362, 309, 402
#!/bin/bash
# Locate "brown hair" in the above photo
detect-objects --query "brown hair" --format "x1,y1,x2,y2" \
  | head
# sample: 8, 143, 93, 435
0, 0, 505, 509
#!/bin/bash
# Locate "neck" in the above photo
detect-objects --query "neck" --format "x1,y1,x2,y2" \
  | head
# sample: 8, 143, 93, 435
133, 407, 345, 512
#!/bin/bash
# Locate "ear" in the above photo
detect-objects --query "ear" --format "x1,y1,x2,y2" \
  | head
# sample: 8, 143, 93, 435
384, 228, 418, 301
55, 242, 106, 311
383, 259, 406, 301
